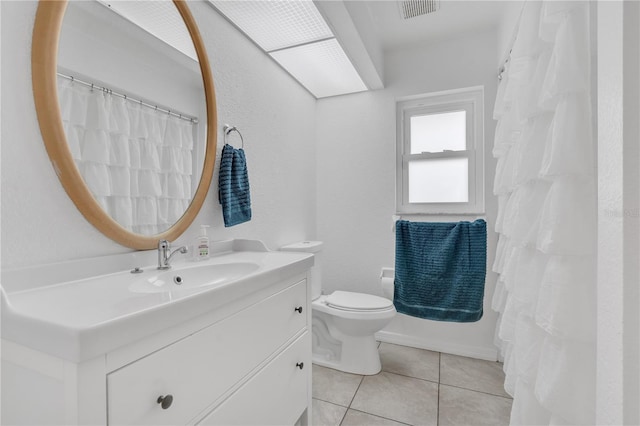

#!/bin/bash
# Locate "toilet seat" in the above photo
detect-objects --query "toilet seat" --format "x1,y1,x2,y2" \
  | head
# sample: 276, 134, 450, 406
325, 291, 393, 312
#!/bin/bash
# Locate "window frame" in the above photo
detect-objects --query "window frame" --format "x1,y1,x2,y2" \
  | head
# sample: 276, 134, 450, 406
396, 86, 485, 215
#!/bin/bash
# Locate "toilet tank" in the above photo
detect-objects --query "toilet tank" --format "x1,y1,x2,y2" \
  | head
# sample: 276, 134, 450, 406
280, 241, 323, 300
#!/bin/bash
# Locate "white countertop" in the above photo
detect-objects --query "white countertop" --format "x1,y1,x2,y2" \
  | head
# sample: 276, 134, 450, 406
1, 241, 314, 362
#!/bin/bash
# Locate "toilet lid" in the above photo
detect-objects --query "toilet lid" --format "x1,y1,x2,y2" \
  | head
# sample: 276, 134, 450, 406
325, 291, 393, 311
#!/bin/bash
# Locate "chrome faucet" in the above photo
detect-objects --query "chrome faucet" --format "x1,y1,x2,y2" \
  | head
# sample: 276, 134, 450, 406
157, 240, 188, 270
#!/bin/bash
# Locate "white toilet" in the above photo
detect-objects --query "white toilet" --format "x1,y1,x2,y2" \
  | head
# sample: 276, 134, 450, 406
281, 241, 396, 375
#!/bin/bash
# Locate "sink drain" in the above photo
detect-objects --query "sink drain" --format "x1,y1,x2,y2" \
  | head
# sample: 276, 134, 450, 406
173, 275, 183, 285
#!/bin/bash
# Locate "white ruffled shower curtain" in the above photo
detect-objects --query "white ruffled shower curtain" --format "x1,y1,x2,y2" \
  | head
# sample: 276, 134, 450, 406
57, 77, 196, 235
492, 1, 596, 424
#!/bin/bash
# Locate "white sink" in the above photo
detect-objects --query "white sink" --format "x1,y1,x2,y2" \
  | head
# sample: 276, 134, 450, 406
1, 240, 315, 362
129, 262, 260, 293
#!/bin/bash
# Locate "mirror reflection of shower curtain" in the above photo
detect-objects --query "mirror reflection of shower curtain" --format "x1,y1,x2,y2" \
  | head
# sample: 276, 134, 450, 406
57, 76, 195, 235
492, 2, 595, 424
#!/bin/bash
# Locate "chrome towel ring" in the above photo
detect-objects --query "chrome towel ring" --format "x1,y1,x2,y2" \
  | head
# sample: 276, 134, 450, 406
223, 124, 244, 148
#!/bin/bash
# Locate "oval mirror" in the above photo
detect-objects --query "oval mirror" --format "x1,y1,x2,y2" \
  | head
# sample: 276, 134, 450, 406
32, 0, 217, 250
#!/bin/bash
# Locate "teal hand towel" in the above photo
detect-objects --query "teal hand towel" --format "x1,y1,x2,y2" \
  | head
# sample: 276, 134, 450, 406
394, 220, 487, 322
218, 144, 251, 227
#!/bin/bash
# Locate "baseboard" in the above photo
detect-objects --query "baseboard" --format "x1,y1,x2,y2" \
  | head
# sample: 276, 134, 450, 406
375, 330, 499, 361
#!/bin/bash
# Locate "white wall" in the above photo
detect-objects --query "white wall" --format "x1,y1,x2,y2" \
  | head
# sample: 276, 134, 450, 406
1, 1, 317, 270
596, 1, 640, 424
59, 1, 204, 119
316, 29, 500, 360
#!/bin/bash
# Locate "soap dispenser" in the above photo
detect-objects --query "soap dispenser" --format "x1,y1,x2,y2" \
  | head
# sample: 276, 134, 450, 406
195, 225, 210, 260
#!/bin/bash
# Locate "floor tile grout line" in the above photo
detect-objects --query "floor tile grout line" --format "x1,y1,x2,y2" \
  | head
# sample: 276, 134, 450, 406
438, 383, 513, 400
339, 376, 365, 426
337, 407, 349, 426
358, 369, 439, 425
437, 382, 441, 426
348, 375, 365, 408
380, 369, 440, 385
438, 351, 511, 399
347, 407, 414, 426
310, 397, 350, 426
437, 352, 442, 426
312, 347, 510, 425
318, 360, 508, 396
312, 396, 350, 409
378, 346, 442, 384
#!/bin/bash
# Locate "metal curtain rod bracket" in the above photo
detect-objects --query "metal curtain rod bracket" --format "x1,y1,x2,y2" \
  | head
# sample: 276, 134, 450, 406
56, 72, 199, 124
223, 124, 244, 148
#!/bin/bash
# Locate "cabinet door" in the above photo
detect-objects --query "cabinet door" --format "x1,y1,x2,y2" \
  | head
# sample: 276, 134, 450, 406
199, 332, 310, 426
107, 280, 307, 425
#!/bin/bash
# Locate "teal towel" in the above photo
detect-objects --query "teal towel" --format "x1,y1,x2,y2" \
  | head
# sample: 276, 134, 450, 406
218, 144, 251, 227
394, 220, 487, 322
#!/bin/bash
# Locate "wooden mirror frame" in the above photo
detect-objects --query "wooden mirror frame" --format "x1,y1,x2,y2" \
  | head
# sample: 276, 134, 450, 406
32, 0, 217, 249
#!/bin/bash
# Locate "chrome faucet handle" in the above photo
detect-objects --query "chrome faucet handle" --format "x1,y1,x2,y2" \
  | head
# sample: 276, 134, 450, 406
169, 246, 189, 259
174, 246, 188, 255
158, 240, 171, 270
158, 240, 188, 270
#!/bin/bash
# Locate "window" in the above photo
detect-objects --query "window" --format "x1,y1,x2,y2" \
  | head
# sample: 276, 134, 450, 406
396, 87, 484, 214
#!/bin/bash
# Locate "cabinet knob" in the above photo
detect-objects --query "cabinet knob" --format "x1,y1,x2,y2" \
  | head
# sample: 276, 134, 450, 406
157, 394, 173, 409
294, 306, 303, 314
296, 362, 304, 370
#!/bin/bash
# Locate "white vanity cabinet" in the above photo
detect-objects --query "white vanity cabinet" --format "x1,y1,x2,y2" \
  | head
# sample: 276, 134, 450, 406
200, 332, 310, 425
2, 268, 312, 425
108, 278, 309, 425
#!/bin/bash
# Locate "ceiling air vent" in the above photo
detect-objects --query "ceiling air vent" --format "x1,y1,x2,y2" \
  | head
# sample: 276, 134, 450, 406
399, 0, 440, 19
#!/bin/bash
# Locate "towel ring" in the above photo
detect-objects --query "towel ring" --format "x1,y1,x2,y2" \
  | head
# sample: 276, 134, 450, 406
223, 124, 244, 148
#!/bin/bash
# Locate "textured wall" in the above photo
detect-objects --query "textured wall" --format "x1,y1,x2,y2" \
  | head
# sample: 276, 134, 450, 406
316, 29, 501, 359
596, 1, 640, 423
1, 1, 317, 270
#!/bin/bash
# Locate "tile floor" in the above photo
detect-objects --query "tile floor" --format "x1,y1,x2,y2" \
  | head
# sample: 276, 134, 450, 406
312, 342, 512, 426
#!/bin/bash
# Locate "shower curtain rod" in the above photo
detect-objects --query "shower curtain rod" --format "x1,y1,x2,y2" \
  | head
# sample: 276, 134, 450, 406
57, 72, 198, 124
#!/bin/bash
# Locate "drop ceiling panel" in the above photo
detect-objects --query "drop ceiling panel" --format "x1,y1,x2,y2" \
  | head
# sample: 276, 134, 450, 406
210, 0, 334, 52
270, 39, 367, 98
